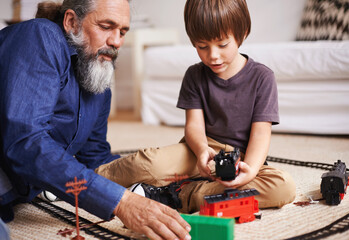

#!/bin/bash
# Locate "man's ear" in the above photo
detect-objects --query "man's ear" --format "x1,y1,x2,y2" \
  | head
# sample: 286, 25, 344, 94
63, 9, 79, 34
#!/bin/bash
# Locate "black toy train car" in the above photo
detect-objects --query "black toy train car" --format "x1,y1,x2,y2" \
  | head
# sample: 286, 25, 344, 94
214, 149, 241, 181
320, 160, 349, 205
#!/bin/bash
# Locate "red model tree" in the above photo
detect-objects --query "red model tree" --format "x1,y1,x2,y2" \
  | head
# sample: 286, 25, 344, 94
65, 177, 87, 240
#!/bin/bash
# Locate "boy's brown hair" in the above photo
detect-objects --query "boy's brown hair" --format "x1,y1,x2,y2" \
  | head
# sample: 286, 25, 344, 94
184, 0, 251, 47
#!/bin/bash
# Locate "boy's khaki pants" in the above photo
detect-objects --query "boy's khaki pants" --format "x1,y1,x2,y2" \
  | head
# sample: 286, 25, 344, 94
96, 137, 296, 213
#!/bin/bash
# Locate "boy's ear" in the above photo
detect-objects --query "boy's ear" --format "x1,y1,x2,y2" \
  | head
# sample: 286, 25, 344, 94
244, 28, 251, 41
243, 31, 248, 40
63, 9, 79, 34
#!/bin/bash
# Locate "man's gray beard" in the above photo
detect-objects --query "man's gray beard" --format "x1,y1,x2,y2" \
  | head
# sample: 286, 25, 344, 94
68, 30, 117, 94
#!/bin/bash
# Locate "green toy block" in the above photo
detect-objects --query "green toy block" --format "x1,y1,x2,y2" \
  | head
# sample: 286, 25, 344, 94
181, 214, 235, 240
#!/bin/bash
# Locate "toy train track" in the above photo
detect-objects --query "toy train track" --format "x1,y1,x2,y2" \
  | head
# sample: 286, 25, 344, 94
285, 211, 349, 240
116, 150, 349, 172
31, 199, 134, 240
31, 150, 349, 240
266, 156, 349, 172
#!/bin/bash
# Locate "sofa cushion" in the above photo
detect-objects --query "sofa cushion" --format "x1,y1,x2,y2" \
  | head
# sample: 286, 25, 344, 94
144, 41, 349, 81
296, 0, 349, 41
239, 41, 349, 81
144, 45, 199, 79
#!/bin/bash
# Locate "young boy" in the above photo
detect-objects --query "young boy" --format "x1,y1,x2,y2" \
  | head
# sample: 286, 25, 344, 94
96, 0, 296, 213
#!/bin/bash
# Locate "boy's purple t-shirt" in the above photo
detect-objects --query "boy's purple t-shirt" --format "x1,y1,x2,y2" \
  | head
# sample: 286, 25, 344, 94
176, 56, 279, 152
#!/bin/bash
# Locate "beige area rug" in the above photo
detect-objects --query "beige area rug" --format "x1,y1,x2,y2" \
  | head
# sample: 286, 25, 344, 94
6, 122, 349, 239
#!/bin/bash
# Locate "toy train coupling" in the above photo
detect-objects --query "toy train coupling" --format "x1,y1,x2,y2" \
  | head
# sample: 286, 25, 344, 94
320, 160, 349, 205
214, 148, 241, 181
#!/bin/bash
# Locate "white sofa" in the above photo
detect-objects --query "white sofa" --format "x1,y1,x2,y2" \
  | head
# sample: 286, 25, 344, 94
140, 0, 349, 135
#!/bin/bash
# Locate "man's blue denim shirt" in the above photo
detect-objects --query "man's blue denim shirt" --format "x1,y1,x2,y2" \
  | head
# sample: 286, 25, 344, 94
0, 19, 125, 221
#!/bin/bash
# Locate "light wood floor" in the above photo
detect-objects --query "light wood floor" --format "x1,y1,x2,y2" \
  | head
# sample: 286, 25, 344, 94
108, 109, 140, 122
107, 110, 349, 164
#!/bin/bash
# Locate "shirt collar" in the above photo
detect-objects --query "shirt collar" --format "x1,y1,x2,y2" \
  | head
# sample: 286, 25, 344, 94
68, 42, 78, 57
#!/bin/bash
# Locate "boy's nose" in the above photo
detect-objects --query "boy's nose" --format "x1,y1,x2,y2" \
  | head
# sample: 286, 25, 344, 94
209, 48, 219, 60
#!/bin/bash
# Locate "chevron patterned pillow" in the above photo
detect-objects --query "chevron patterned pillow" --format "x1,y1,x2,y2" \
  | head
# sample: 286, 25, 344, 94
296, 0, 349, 40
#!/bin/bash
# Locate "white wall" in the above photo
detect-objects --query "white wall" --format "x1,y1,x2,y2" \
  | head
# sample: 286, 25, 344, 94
115, 0, 307, 110
20, 0, 45, 20
246, 0, 307, 43
1, 0, 307, 42
130, 0, 190, 43
0, 0, 308, 110
0, 0, 12, 22
0, 0, 47, 29
129, 0, 307, 44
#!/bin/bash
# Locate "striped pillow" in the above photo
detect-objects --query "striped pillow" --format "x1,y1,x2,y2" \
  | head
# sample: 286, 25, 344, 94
296, 0, 349, 40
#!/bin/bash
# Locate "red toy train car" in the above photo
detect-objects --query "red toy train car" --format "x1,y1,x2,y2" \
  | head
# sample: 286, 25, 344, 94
199, 188, 259, 223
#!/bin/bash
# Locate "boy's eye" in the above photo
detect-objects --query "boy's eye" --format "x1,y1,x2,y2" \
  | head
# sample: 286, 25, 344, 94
219, 43, 229, 48
198, 46, 208, 50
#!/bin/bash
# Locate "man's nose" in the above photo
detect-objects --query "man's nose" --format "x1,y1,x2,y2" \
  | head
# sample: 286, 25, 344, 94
107, 29, 122, 49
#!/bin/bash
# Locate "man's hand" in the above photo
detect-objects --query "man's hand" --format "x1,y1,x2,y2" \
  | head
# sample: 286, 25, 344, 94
114, 190, 191, 240
216, 161, 255, 188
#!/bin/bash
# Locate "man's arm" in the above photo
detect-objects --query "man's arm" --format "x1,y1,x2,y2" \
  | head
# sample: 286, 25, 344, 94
0, 20, 124, 220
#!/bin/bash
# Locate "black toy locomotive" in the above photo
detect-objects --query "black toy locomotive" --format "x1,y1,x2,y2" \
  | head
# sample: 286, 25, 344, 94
214, 149, 241, 181
320, 160, 349, 205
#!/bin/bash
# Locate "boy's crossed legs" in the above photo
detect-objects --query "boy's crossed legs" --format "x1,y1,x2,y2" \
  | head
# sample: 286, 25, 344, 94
95, 137, 296, 213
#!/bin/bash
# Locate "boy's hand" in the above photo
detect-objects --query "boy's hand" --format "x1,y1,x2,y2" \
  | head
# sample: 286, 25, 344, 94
216, 161, 255, 188
196, 147, 216, 178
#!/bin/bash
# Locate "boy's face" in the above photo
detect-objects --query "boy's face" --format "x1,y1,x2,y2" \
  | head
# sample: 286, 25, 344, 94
194, 34, 241, 80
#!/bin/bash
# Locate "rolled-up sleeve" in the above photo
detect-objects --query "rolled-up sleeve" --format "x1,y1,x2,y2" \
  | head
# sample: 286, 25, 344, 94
0, 19, 125, 220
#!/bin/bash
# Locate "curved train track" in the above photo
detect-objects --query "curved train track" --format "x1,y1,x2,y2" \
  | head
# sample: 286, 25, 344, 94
31, 151, 349, 240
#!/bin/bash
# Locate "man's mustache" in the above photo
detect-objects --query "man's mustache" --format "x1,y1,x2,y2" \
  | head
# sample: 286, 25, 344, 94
97, 47, 118, 61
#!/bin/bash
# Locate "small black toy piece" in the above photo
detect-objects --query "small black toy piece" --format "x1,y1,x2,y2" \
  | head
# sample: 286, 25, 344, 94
214, 149, 241, 181
320, 160, 349, 205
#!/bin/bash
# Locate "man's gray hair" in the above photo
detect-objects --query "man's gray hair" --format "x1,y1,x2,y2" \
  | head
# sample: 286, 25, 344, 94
36, 0, 130, 23
60, 0, 97, 21
36, 0, 97, 23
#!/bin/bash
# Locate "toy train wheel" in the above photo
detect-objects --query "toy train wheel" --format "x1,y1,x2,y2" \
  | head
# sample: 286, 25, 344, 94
237, 214, 256, 223
340, 193, 345, 200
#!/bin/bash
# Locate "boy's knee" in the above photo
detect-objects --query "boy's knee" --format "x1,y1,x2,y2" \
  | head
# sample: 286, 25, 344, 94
258, 170, 296, 208
179, 181, 225, 213
274, 171, 296, 207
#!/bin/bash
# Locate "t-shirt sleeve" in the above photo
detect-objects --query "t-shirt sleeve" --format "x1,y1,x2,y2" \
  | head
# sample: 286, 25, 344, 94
252, 69, 280, 125
176, 65, 203, 110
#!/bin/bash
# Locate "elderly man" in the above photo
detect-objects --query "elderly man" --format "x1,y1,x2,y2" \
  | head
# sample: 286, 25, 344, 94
0, 0, 191, 239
